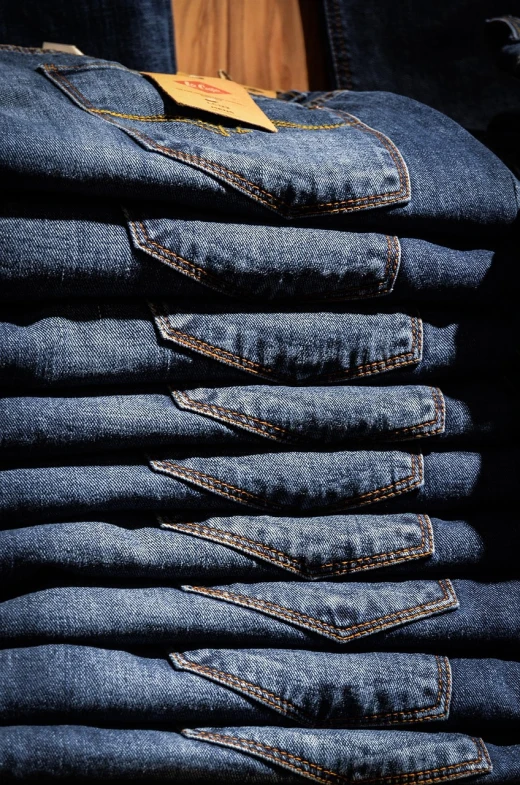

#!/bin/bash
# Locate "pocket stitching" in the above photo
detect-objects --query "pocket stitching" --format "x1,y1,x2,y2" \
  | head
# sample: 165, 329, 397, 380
160, 513, 434, 577
171, 386, 444, 443
128, 215, 400, 302
172, 652, 450, 725
150, 302, 423, 384
180, 578, 458, 642
149, 453, 424, 513
181, 729, 490, 784
41, 64, 411, 216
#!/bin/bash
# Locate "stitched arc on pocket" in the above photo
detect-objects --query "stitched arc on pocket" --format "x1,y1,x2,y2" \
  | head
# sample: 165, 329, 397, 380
180, 727, 491, 784
40, 62, 411, 218
150, 304, 423, 385
149, 451, 424, 513
159, 513, 434, 578
171, 650, 451, 727
180, 579, 459, 643
170, 386, 445, 444
125, 212, 401, 302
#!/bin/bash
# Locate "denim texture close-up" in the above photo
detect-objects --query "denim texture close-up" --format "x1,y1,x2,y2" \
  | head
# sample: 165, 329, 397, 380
1, 513, 518, 583
0, 6, 518, 782
0, 49, 518, 234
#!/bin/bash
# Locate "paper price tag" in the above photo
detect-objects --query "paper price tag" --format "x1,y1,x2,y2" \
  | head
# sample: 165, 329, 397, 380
142, 72, 277, 132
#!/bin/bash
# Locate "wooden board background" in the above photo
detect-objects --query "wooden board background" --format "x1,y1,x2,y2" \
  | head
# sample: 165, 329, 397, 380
173, 0, 329, 91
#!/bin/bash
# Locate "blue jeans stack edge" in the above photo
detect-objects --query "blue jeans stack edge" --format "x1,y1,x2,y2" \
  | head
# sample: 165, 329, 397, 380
0, 42, 519, 783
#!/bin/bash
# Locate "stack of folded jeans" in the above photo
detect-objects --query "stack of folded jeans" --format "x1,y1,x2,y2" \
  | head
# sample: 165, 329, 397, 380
0, 45, 519, 783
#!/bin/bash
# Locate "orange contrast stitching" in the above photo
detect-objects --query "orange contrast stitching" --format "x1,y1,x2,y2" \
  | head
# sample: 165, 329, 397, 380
181, 730, 489, 784
171, 385, 443, 443
172, 651, 450, 725
41, 64, 411, 216
161, 514, 433, 577
150, 452, 423, 513
150, 302, 422, 384
181, 579, 458, 642
128, 216, 400, 302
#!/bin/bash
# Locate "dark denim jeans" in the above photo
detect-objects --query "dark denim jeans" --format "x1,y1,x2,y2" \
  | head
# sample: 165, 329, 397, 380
0, 580, 518, 655
0, 450, 516, 523
1, 302, 514, 389
1, 513, 516, 584
0, 49, 517, 235
322, 0, 520, 131
3, 725, 516, 783
0, 383, 514, 457
0, 0, 175, 73
1, 644, 518, 734
0, 198, 516, 305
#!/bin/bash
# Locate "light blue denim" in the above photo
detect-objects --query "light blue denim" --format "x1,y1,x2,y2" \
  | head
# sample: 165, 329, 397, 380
1, 384, 513, 456
1, 645, 518, 733
1, 725, 510, 782
1, 302, 513, 388
1, 513, 513, 584
0, 449, 515, 523
0, 580, 517, 655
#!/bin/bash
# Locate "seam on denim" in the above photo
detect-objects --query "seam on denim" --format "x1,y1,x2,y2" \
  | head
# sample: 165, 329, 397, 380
160, 513, 433, 578
171, 651, 449, 725
180, 730, 489, 784
170, 384, 442, 444
128, 214, 400, 302
41, 63, 410, 216
149, 452, 423, 513
149, 303, 422, 384
180, 579, 458, 642
171, 389, 298, 443
87, 107, 347, 131
323, 0, 354, 90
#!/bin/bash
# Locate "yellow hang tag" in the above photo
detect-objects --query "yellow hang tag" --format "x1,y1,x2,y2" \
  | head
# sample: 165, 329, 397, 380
141, 72, 277, 133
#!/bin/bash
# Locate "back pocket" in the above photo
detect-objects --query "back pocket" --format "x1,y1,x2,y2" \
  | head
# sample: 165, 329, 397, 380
149, 450, 424, 513
151, 305, 423, 384
180, 579, 458, 643
160, 513, 433, 579
41, 62, 410, 218
171, 385, 444, 444
126, 209, 401, 301
171, 649, 451, 726
181, 727, 491, 784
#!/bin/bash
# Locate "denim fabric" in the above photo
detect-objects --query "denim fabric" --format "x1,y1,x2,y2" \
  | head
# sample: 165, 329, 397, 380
1, 302, 514, 389
0, 0, 175, 73
0, 450, 515, 522
1, 645, 518, 732
0, 50, 517, 234
0, 198, 516, 304
322, 0, 520, 130
1, 384, 513, 457
1, 513, 515, 583
0, 580, 517, 654
1, 725, 510, 783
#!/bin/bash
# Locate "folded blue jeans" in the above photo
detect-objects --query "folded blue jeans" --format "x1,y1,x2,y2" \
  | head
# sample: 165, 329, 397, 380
0, 450, 515, 522
2, 725, 514, 783
1, 645, 518, 733
0, 580, 517, 655
1, 384, 513, 456
0, 198, 515, 304
0, 49, 517, 235
1, 303, 513, 388
1, 513, 514, 583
